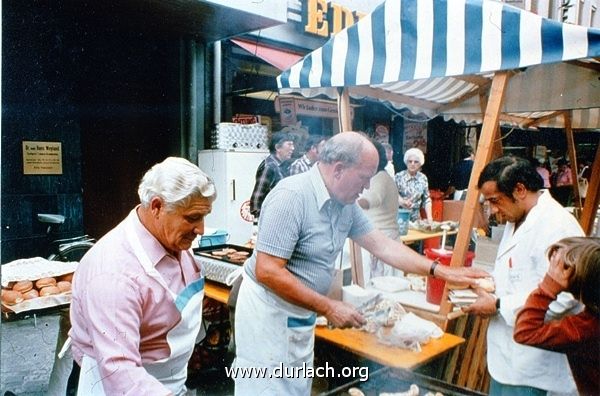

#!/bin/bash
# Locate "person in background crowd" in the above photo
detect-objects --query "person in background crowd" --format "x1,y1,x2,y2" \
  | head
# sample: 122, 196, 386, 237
554, 159, 573, 187
234, 132, 489, 396
68, 157, 216, 395
357, 140, 403, 281
382, 142, 395, 178
514, 237, 600, 396
395, 147, 433, 222
551, 158, 573, 206
578, 159, 592, 182
249, 131, 295, 219
463, 155, 584, 396
446, 145, 475, 200
531, 157, 551, 189
289, 134, 327, 176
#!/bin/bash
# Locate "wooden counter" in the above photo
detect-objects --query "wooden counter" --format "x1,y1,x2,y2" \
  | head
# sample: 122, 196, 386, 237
315, 326, 463, 369
204, 280, 464, 369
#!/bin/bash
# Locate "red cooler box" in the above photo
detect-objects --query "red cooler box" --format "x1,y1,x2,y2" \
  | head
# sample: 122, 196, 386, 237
425, 248, 475, 305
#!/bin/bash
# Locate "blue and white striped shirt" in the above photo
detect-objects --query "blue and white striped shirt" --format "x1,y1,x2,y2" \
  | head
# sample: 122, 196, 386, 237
245, 164, 373, 295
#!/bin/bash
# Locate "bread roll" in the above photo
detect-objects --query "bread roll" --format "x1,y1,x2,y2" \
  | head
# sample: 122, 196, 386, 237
2, 289, 24, 305
35, 277, 57, 289
58, 273, 74, 283
23, 289, 40, 300
477, 277, 496, 292
13, 280, 33, 293
56, 281, 72, 293
39, 285, 60, 296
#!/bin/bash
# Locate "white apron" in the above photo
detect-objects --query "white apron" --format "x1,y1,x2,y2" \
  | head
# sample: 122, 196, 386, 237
77, 215, 204, 396
234, 273, 315, 396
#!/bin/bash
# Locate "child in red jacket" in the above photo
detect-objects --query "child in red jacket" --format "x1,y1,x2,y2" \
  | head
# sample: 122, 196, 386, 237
514, 237, 600, 396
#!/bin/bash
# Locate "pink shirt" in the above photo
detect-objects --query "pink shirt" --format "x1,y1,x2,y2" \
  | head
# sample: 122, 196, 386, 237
536, 167, 551, 188
555, 168, 573, 187
69, 208, 201, 395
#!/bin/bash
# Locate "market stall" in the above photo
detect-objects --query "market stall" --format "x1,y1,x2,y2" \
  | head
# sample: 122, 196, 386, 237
277, 0, 600, 316
277, 0, 600, 391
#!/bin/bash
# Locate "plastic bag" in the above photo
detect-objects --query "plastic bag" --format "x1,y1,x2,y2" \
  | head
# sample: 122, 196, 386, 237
376, 312, 444, 352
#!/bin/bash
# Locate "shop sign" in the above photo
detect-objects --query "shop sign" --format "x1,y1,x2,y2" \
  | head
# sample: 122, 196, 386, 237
232, 114, 261, 124
402, 122, 428, 154
278, 97, 298, 126
303, 0, 367, 38
22, 141, 63, 175
276, 96, 354, 124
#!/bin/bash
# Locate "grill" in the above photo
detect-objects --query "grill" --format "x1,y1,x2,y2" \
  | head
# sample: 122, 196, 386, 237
319, 367, 485, 396
194, 244, 252, 284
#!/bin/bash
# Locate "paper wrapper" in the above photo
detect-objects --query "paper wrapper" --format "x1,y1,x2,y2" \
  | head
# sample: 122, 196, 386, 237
1, 257, 78, 314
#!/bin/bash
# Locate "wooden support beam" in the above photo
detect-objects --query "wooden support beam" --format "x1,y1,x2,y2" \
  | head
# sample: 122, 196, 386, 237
581, 141, 600, 235
337, 88, 365, 285
564, 111, 582, 209
520, 110, 563, 129
337, 88, 353, 132
439, 72, 511, 316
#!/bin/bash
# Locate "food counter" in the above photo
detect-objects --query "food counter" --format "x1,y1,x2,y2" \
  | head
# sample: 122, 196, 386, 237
204, 280, 464, 370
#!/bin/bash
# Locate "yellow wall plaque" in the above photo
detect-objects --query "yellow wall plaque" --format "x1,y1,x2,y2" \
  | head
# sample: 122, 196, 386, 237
22, 141, 63, 175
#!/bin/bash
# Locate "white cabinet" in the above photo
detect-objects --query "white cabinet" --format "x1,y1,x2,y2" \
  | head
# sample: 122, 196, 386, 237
198, 149, 268, 245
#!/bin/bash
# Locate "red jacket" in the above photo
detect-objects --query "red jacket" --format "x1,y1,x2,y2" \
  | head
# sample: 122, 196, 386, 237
514, 275, 600, 396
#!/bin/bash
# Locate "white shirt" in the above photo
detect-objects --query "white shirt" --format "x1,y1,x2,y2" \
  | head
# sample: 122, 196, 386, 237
487, 190, 583, 393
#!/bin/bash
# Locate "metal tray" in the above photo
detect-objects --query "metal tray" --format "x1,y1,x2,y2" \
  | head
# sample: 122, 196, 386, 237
193, 244, 253, 266
320, 366, 486, 396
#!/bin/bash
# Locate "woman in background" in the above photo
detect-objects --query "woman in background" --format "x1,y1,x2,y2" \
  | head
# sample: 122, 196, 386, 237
358, 140, 402, 280
514, 237, 600, 396
395, 147, 432, 222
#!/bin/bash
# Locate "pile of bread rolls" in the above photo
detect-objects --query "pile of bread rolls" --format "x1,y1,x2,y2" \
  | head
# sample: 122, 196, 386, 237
1, 273, 73, 306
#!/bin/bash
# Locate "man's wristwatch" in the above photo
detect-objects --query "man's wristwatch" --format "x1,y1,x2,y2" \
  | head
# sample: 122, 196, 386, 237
495, 297, 501, 311
429, 259, 440, 277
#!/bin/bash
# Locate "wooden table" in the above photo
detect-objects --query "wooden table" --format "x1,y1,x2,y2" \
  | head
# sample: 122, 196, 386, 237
204, 281, 464, 370
400, 228, 458, 244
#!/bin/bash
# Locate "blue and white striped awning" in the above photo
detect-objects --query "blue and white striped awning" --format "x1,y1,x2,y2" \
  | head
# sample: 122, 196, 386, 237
277, 0, 600, 128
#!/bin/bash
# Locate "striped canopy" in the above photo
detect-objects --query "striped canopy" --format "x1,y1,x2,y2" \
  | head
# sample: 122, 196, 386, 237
277, 0, 600, 129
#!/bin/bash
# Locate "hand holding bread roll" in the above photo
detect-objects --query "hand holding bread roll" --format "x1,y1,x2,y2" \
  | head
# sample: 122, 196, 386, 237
476, 277, 496, 292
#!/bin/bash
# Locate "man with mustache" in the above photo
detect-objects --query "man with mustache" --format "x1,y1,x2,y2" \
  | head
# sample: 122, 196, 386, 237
463, 155, 584, 396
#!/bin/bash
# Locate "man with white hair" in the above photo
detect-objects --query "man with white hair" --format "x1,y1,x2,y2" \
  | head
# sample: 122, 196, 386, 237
234, 132, 488, 395
68, 157, 216, 395
395, 147, 433, 222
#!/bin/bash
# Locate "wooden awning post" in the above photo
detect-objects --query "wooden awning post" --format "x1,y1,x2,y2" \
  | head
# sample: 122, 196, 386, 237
581, 141, 600, 235
338, 88, 353, 133
439, 72, 511, 316
337, 88, 365, 286
564, 111, 582, 209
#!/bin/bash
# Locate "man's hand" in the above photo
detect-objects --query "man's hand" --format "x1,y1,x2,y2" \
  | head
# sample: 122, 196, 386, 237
323, 300, 365, 329
436, 265, 490, 289
461, 288, 497, 317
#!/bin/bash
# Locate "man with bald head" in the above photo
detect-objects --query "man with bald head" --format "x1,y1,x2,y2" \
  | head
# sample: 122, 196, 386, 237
233, 132, 488, 395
